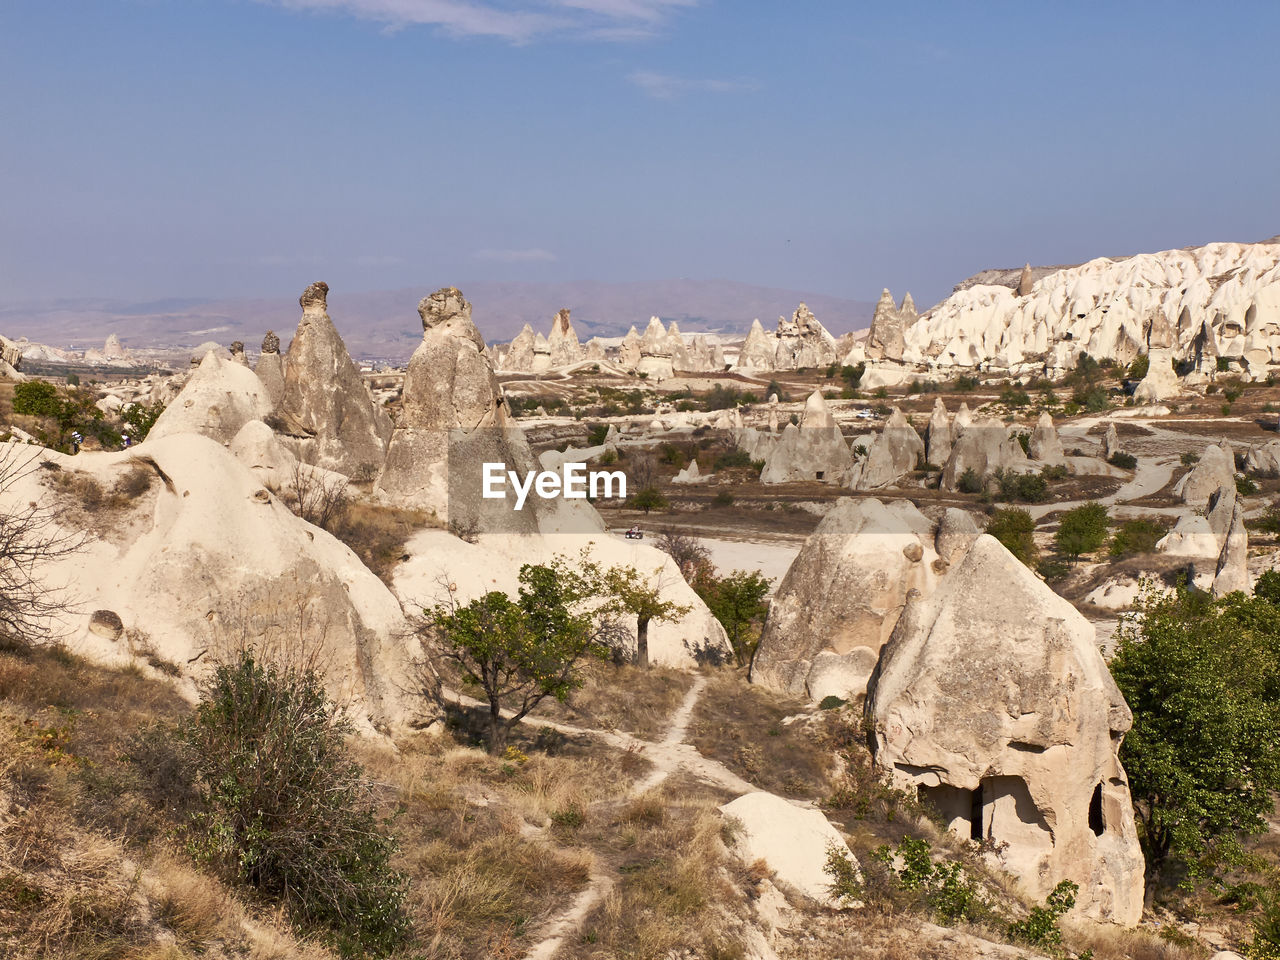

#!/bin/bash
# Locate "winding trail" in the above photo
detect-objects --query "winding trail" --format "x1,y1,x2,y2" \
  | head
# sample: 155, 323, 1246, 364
438, 676, 761, 959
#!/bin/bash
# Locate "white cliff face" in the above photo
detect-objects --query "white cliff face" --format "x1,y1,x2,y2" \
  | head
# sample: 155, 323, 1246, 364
733, 304, 840, 372
900, 240, 1280, 378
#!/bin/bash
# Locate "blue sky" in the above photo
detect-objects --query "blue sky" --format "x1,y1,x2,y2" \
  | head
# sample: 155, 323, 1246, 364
2, 0, 1278, 309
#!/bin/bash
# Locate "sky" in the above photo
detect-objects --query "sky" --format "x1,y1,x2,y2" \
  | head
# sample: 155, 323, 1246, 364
2, 0, 1279, 310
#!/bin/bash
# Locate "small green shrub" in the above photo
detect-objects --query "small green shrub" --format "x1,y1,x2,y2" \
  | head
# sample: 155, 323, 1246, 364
1238, 475, 1260, 496
1110, 518, 1168, 558
1055, 502, 1109, 560
712, 449, 753, 471
1007, 879, 1078, 947
1107, 451, 1138, 469
1181, 451, 1200, 466
1127, 354, 1150, 380
712, 490, 735, 507
986, 508, 1038, 566
182, 654, 408, 956
956, 467, 983, 495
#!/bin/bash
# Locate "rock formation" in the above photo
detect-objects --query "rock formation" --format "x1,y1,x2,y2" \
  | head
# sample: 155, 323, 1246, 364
758, 391, 853, 484
751, 498, 939, 700
148, 350, 274, 445
546, 309, 582, 367
867, 534, 1146, 924
530, 332, 552, 374
1175, 441, 1235, 503
1017, 263, 1034, 297
43, 434, 424, 733
254, 330, 285, 405
636, 317, 675, 380
866, 289, 907, 362
375, 288, 544, 533
1133, 348, 1181, 401
848, 407, 925, 490
733, 305, 840, 372
1100, 423, 1123, 461
618, 326, 643, 369
278, 282, 392, 476
1029, 412, 1065, 464
504, 324, 537, 371
926, 398, 953, 466
940, 419, 1029, 492
897, 240, 1280, 380
720, 792, 859, 906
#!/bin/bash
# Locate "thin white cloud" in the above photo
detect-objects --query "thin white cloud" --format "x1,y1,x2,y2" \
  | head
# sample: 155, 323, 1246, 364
474, 247, 558, 263
258, 0, 693, 41
627, 69, 756, 99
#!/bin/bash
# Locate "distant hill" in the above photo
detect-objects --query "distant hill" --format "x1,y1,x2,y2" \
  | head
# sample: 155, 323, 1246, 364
0, 279, 874, 363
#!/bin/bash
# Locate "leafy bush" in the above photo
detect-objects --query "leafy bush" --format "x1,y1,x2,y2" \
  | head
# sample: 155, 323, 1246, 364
1181, 451, 1200, 466
12, 381, 63, 417
712, 490, 735, 507
870, 837, 985, 924
1035, 557, 1070, 581
986, 508, 1037, 565
182, 654, 409, 956
1238, 475, 1260, 496
840, 363, 865, 389
692, 568, 771, 667
1007, 880, 1077, 947
1109, 518, 1168, 558
952, 375, 978, 392
121, 400, 165, 441
629, 487, 668, 513
1073, 385, 1111, 412
1111, 587, 1280, 884
587, 423, 610, 446
712, 449, 754, 471
1040, 464, 1069, 482
1054, 502, 1108, 560
1127, 354, 1150, 380
956, 467, 983, 494
993, 468, 1047, 503
1107, 451, 1138, 469
1000, 387, 1031, 407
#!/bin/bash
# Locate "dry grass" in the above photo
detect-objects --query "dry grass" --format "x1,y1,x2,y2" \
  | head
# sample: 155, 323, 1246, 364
326, 500, 439, 583
528, 659, 695, 739
561, 776, 751, 960
687, 671, 835, 800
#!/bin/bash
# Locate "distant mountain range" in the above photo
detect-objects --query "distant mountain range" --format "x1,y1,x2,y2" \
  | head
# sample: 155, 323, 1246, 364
0, 279, 875, 362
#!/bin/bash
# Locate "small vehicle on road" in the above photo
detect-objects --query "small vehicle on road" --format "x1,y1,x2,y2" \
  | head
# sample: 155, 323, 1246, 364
624, 526, 643, 540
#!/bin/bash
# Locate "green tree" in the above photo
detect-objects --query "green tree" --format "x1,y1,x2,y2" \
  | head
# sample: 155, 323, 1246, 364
122, 400, 166, 440
985, 508, 1037, 566
182, 653, 408, 956
1054, 501, 1109, 561
425, 558, 609, 753
630, 486, 668, 514
694, 569, 772, 667
11, 380, 63, 418
1110, 587, 1280, 889
603, 564, 691, 669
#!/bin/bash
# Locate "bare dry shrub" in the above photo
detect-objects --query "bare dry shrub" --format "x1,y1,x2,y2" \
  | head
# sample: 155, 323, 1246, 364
653, 527, 712, 581
275, 463, 350, 532
112, 463, 155, 500
327, 501, 437, 583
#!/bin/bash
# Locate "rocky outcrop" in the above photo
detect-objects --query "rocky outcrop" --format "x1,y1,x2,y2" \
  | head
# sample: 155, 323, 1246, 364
1133, 347, 1181, 402
733, 305, 840, 372
254, 331, 285, 406
636, 317, 675, 380
926, 398, 953, 467
940, 419, 1029, 491
618, 326, 643, 369
720, 792, 859, 906
867, 534, 1145, 925
278, 282, 392, 477
547, 309, 582, 367
148, 350, 275, 445
751, 498, 939, 700
759, 391, 853, 484
849, 407, 925, 490
375, 288, 543, 533
530, 332, 552, 374
866, 289, 907, 362
503, 324, 537, 371
1175, 442, 1235, 503
40, 434, 424, 734
1029, 412, 1065, 464
1245, 439, 1280, 476
900, 240, 1280, 379
1100, 424, 1123, 462
1017, 263, 1034, 297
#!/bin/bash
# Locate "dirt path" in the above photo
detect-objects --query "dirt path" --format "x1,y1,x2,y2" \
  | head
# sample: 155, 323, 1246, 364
518, 675, 755, 959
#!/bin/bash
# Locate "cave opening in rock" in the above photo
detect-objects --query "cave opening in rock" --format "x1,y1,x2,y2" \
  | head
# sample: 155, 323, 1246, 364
1089, 782, 1105, 836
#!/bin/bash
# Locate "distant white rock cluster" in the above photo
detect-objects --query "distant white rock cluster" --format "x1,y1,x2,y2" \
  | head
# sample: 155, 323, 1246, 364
857, 239, 1280, 387
733, 303, 841, 372
496, 309, 724, 379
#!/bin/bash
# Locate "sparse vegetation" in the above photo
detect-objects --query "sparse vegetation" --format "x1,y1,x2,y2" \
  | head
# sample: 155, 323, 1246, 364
985, 508, 1038, 566
1054, 502, 1109, 561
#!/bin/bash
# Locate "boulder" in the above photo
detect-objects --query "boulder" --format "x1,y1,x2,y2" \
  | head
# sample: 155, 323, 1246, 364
867, 535, 1145, 924
720, 792, 859, 907
278, 282, 393, 476
148, 350, 274, 445
1016, 263, 1033, 297
751, 498, 938, 700
934, 507, 981, 563
1244, 439, 1280, 476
